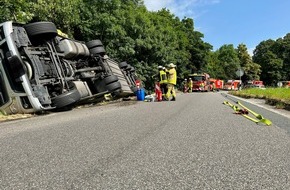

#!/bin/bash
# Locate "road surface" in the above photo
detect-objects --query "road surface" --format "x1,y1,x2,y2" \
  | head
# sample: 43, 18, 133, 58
0, 92, 289, 189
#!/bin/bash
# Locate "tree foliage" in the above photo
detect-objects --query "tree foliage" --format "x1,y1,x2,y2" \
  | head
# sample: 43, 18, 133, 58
0, 0, 212, 89
204, 44, 240, 80
0, 0, 34, 23
253, 35, 290, 86
1, 0, 289, 87
237, 44, 261, 82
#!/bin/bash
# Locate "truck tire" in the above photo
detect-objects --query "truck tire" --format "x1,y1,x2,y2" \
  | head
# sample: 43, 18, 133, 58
130, 66, 135, 72
106, 81, 121, 92
86, 40, 103, 49
119, 61, 128, 69
24, 22, 57, 41
124, 64, 132, 71
103, 75, 118, 85
89, 46, 106, 55
51, 87, 81, 108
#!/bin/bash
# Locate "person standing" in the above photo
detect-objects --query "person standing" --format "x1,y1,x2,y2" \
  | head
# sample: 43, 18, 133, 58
160, 67, 168, 100
153, 66, 164, 101
188, 78, 193, 93
183, 79, 188, 93
166, 63, 177, 101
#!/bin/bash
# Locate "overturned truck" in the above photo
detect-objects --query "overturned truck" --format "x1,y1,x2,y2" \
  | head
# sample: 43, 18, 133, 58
0, 21, 138, 114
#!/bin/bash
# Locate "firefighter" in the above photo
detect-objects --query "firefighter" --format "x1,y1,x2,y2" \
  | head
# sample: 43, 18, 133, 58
166, 63, 177, 101
200, 82, 205, 91
161, 67, 168, 99
152, 66, 162, 81
188, 78, 193, 93
158, 66, 168, 100
212, 81, 216, 91
183, 79, 188, 93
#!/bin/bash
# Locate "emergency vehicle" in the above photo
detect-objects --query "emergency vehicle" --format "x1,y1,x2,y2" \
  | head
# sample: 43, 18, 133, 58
244, 80, 265, 89
278, 81, 290, 88
223, 80, 241, 90
188, 73, 211, 92
252, 80, 264, 86
209, 79, 224, 91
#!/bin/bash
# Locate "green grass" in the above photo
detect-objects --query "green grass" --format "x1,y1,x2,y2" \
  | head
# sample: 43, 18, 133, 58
239, 88, 290, 100
229, 88, 290, 109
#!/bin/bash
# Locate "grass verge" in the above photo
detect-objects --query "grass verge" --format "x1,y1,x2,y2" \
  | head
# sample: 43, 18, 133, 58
229, 88, 290, 111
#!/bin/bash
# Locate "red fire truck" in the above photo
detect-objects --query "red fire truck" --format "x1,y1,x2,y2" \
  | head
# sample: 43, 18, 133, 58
188, 73, 211, 92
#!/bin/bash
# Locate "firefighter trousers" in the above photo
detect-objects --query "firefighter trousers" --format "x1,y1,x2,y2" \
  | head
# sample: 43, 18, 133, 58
160, 83, 168, 97
166, 84, 176, 100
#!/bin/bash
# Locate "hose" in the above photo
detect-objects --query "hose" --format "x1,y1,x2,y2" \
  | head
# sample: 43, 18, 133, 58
223, 101, 272, 126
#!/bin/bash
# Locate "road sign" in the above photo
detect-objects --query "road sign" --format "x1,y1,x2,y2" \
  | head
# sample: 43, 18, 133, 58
235, 68, 244, 77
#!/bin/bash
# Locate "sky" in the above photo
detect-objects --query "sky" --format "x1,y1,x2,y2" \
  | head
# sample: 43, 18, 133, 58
143, 0, 290, 55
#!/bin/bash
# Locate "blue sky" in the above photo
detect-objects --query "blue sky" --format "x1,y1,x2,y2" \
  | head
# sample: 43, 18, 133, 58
143, 0, 290, 54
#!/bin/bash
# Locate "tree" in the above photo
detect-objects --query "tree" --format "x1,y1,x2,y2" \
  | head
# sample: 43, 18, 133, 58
253, 40, 283, 85
237, 44, 261, 82
279, 33, 290, 80
0, 0, 213, 89
0, 0, 34, 23
216, 44, 240, 80
29, 0, 82, 36
204, 51, 224, 79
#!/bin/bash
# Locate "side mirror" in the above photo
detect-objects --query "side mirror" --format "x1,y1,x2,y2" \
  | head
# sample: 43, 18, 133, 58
7, 53, 25, 79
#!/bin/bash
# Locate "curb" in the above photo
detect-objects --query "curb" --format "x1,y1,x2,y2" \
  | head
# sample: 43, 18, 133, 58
224, 92, 290, 119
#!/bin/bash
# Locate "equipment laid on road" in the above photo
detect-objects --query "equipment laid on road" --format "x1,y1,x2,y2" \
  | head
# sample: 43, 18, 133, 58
221, 92, 272, 126
144, 95, 155, 102
136, 88, 145, 101
223, 101, 272, 126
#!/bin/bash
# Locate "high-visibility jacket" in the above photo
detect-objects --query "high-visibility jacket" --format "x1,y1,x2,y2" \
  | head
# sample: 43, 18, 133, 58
188, 80, 193, 88
159, 70, 168, 84
167, 68, 177, 85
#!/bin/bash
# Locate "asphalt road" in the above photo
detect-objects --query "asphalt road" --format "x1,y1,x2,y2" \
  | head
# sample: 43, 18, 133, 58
0, 92, 290, 189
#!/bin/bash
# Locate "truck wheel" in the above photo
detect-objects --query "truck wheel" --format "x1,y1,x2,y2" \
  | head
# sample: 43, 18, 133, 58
89, 46, 106, 56
106, 81, 121, 92
130, 66, 135, 72
24, 22, 57, 41
103, 75, 118, 85
86, 40, 103, 49
119, 61, 128, 69
51, 87, 81, 109
124, 64, 132, 71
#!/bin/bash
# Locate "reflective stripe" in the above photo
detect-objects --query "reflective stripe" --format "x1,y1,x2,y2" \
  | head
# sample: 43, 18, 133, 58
155, 84, 161, 91
159, 70, 167, 84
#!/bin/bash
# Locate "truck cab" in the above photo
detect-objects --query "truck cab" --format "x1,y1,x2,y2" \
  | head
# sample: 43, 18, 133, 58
188, 73, 211, 92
